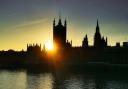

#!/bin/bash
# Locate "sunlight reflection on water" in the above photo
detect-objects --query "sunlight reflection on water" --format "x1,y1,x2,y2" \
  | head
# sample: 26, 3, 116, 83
0, 70, 128, 89
26, 73, 53, 89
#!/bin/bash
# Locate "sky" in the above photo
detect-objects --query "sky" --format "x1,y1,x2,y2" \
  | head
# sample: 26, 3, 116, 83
0, 0, 128, 50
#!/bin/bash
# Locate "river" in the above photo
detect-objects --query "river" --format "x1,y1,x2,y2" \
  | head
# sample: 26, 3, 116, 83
0, 70, 128, 89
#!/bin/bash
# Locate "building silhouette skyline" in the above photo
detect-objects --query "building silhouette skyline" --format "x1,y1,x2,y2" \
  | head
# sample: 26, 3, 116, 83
52, 17, 108, 50
26, 17, 128, 51
1, 16, 128, 51
1, 16, 128, 69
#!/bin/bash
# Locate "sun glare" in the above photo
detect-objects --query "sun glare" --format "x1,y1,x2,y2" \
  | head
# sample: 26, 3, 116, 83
45, 40, 54, 51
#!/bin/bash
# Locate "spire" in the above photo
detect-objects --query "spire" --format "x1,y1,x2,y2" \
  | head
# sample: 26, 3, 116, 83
53, 18, 55, 27
97, 19, 99, 27
106, 37, 108, 46
86, 34, 88, 42
82, 34, 88, 47
58, 18, 62, 25
85, 34, 88, 42
96, 19, 100, 33
64, 19, 67, 27
58, 11, 62, 25
85, 34, 88, 39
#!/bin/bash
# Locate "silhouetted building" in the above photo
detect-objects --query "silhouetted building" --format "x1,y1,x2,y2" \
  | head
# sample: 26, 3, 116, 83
82, 34, 88, 48
94, 20, 107, 48
123, 42, 128, 47
116, 42, 120, 47
27, 44, 41, 53
53, 17, 72, 50
2, 17, 128, 69
53, 18, 66, 50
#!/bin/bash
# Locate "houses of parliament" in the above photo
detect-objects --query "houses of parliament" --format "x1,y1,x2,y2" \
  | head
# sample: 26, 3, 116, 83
26, 17, 128, 65
26, 17, 110, 54
1, 17, 128, 70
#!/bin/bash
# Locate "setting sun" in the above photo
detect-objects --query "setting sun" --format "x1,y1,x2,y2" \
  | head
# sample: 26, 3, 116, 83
45, 40, 54, 51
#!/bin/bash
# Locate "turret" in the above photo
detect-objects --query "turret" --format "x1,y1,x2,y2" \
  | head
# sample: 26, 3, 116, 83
53, 18, 55, 27
106, 37, 108, 46
82, 34, 88, 47
64, 19, 67, 28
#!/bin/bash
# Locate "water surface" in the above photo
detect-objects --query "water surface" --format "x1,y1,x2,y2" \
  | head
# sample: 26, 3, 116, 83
0, 70, 128, 89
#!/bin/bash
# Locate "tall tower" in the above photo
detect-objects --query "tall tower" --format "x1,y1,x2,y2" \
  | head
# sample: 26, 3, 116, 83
94, 20, 102, 47
53, 18, 67, 50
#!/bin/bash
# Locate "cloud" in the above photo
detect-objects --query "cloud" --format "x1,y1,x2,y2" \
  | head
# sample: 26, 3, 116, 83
14, 18, 49, 29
